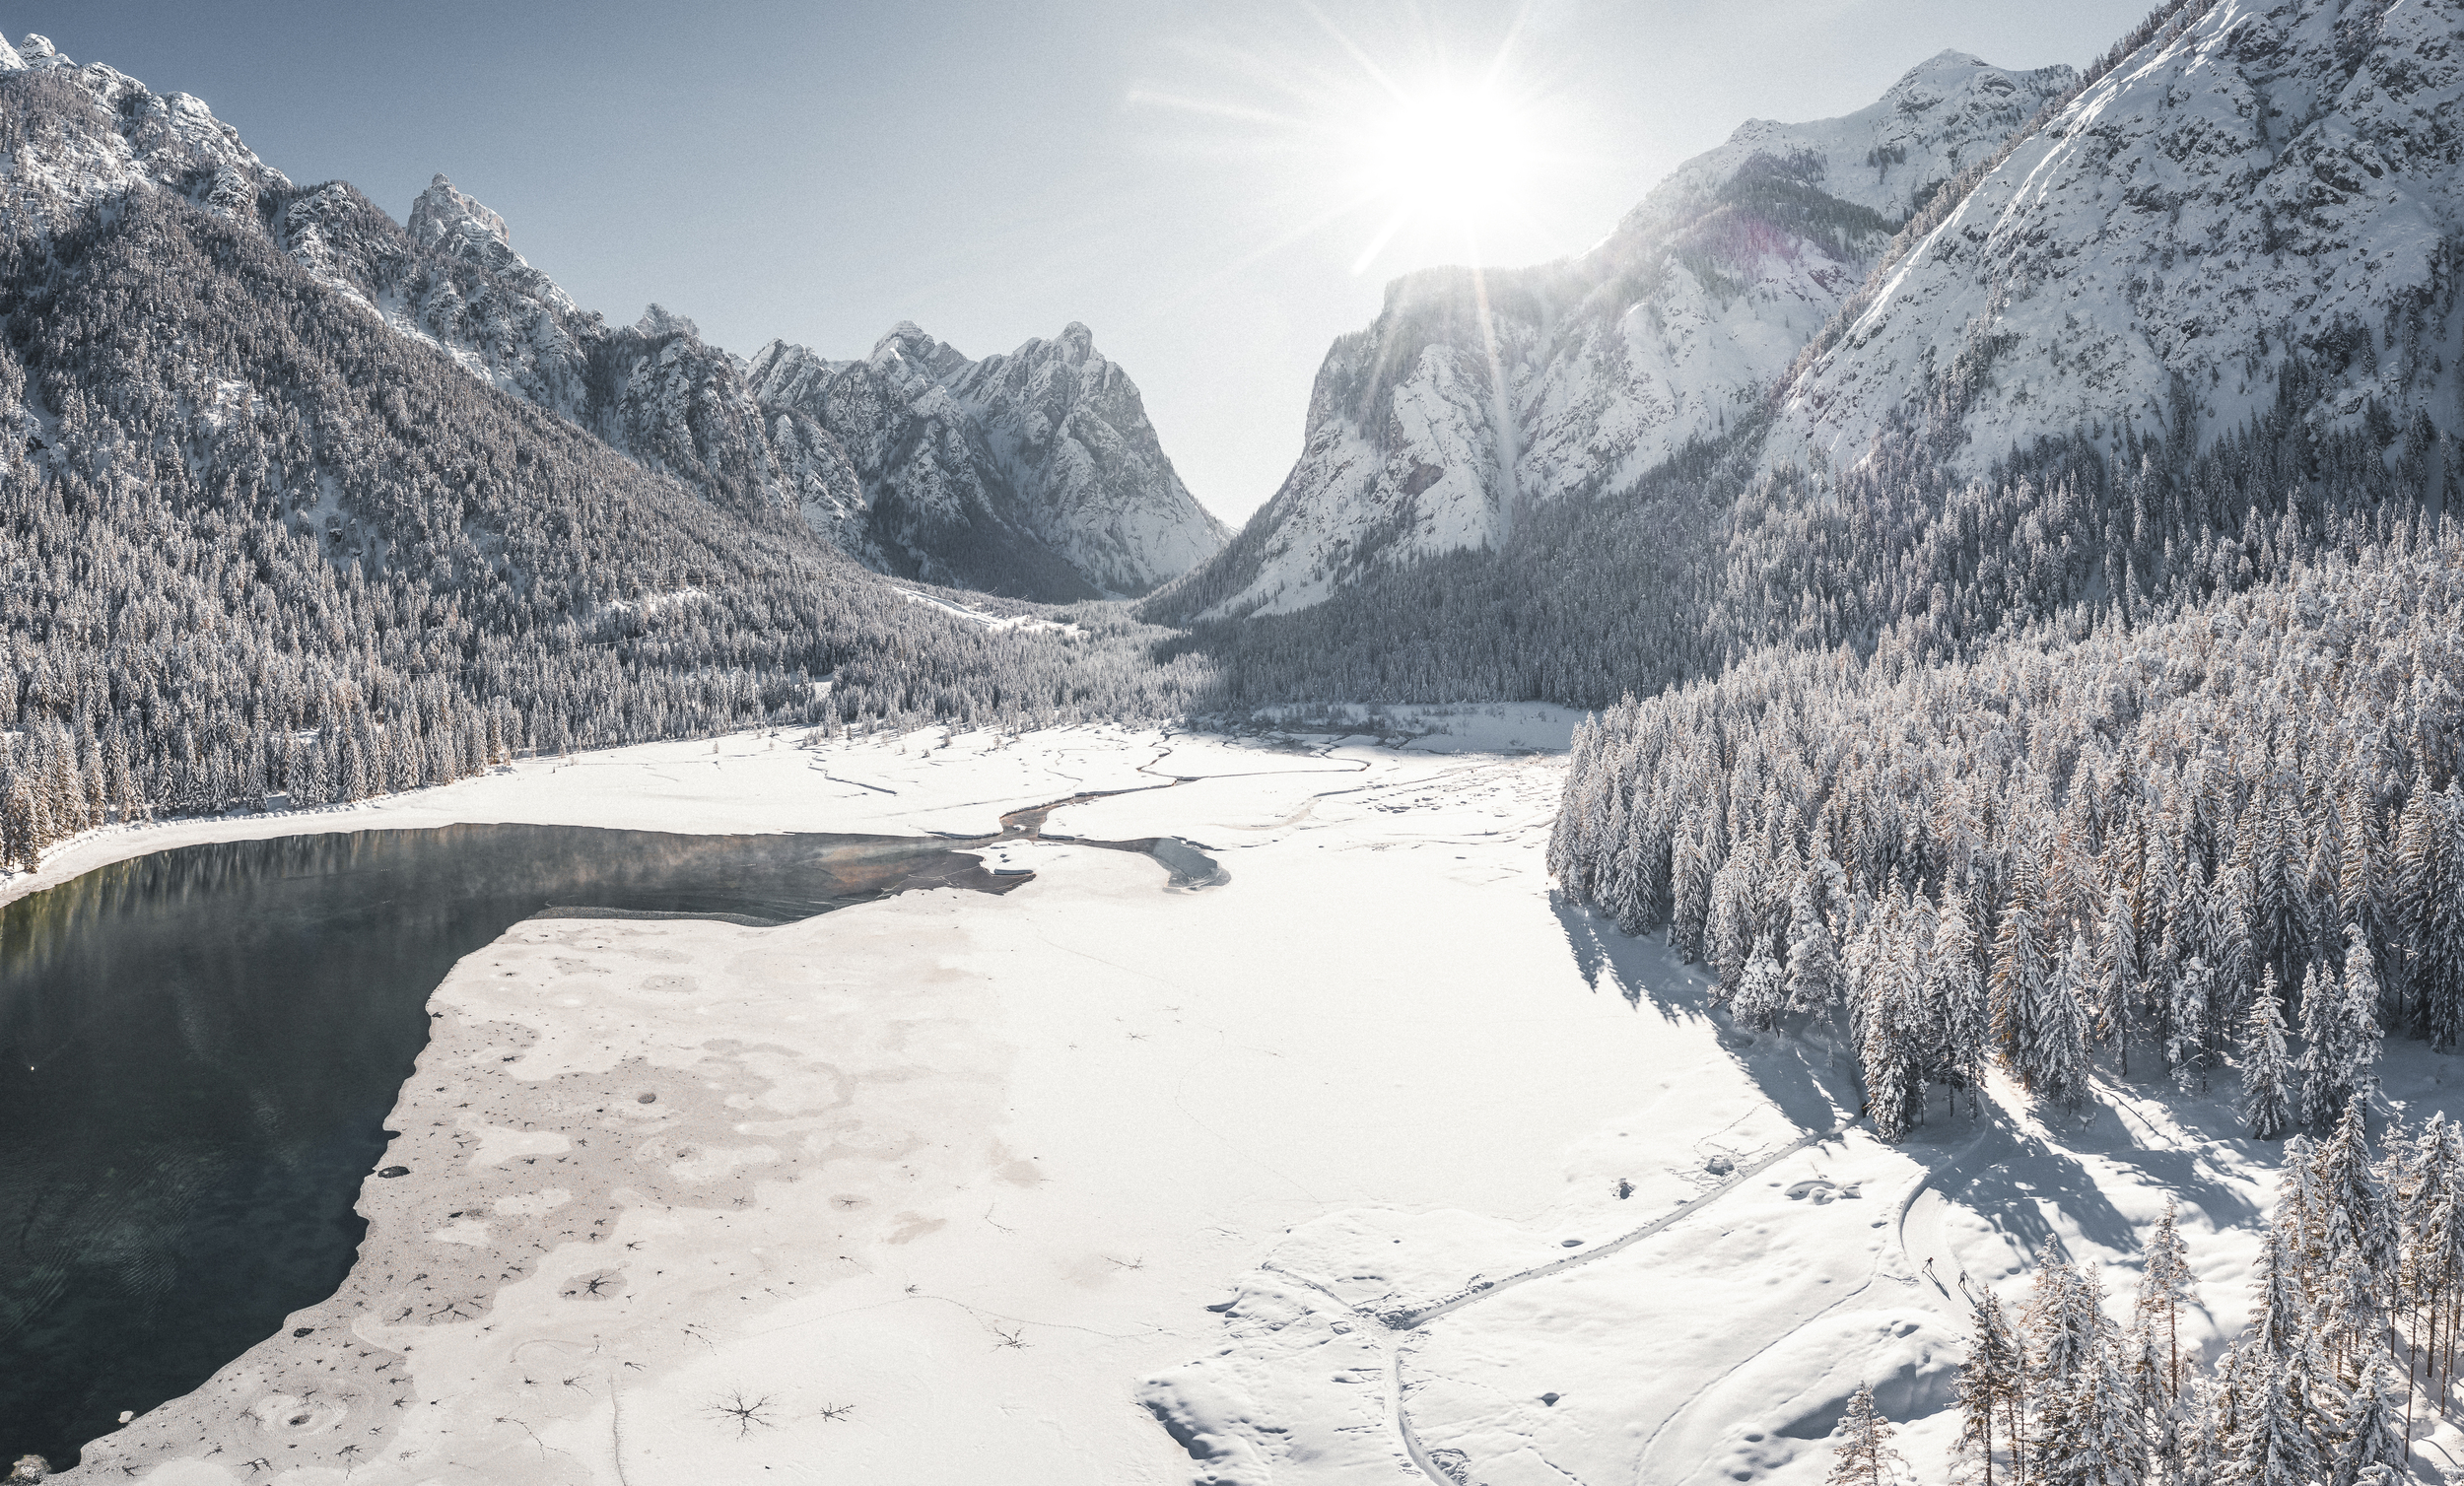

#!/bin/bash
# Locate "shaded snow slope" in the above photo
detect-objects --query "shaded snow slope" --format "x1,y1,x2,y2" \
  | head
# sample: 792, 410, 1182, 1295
1768, 0, 2464, 476
1154, 52, 2074, 621
748, 323, 1229, 599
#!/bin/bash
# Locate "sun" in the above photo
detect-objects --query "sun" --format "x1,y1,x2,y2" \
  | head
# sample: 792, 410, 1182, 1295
1353, 81, 1539, 232
1126, 12, 1580, 280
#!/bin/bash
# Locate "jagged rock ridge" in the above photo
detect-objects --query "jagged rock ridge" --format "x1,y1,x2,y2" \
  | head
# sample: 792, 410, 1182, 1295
747, 324, 1228, 599
0, 35, 1218, 602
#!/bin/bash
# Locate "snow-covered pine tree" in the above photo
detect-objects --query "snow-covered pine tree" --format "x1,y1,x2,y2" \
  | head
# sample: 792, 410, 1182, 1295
2337, 778, 2387, 988
2242, 968, 2294, 1139
1954, 1280, 2023, 1486
2096, 851, 2144, 1069
1789, 863, 1845, 1014
1707, 838, 1763, 994
1825, 1381, 1908, 1486
2310, 1104, 2393, 1377
1931, 882, 1991, 1111
1737, 933, 1788, 1032
2247, 1217, 2305, 1361
1993, 835, 2054, 1066
1672, 823, 1712, 964
2023, 1244, 2093, 1467
2169, 954, 2216, 1094
2336, 926, 2384, 1116
2329, 1348, 2404, 1486
2225, 1350, 2323, 1486
2042, 1311, 2149, 1486
2296, 956, 2350, 1129
2134, 1197, 2196, 1407
2029, 931, 2096, 1110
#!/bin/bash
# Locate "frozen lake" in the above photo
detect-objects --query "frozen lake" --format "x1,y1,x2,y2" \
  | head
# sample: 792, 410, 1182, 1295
0, 824, 1023, 1470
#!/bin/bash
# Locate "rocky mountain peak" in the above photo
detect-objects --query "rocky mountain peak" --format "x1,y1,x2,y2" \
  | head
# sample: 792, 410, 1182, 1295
633, 304, 701, 341
1766, 0, 2464, 480
407, 174, 510, 253
401, 173, 575, 314
1049, 321, 1096, 364
872, 322, 972, 382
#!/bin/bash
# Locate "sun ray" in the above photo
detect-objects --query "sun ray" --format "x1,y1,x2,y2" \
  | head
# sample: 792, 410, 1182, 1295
1348, 209, 1413, 277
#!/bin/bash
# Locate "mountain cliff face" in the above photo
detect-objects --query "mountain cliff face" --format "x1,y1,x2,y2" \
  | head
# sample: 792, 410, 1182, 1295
1155, 50, 2077, 620
1766, 0, 2464, 478
297, 169, 1220, 598
746, 323, 1228, 598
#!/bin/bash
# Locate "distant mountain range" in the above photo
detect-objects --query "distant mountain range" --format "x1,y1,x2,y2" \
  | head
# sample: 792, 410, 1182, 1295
344, 171, 1226, 602
0, 32, 1221, 604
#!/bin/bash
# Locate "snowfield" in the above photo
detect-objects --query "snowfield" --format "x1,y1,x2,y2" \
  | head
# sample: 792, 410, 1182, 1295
11, 712, 2463, 1485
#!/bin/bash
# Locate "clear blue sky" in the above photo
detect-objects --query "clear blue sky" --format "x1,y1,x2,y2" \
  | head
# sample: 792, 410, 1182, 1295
21, 1, 2156, 522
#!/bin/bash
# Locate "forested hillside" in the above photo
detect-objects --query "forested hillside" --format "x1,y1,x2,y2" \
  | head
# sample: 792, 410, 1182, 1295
0, 59, 1211, 872
1549, 515, 2464, 1139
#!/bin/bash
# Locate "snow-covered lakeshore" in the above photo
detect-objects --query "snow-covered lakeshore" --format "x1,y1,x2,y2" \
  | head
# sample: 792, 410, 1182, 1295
13, 711, 2464, 1485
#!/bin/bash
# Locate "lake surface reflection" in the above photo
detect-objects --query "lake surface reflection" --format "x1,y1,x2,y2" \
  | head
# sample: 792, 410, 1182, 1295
0, 824, 1016, 1469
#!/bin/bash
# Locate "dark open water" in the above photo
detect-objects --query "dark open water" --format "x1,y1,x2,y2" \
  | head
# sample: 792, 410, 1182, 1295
0, 824, 1021, 1469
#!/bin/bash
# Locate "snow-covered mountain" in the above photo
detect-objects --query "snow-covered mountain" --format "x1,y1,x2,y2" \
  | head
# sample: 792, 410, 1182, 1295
747, 324, 1229, 598
339, 174, 1222, 599
1767, 0, 2464, 478
0, 34, 1217, 601
1157, 50, 2076, 620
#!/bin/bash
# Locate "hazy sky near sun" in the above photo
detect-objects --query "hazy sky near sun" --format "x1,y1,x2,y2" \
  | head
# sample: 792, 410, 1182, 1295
28, 1, 2157, 523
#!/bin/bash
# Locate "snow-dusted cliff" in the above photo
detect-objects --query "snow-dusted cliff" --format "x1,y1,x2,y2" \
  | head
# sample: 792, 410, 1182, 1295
0, 33, 292, 232
1159, 51, 2077, 620
1767, 0, 2464, 478
748, 323, 1228, 598
343, 174, 1222, 598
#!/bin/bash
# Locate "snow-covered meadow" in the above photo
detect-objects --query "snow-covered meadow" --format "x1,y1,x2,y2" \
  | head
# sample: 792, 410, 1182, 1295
12, 709, 2461, 1485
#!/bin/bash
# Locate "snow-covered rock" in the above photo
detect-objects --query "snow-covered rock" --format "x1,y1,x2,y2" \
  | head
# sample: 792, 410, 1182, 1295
404, 172, 577, 315
0, 33, 293, 236
749, 323, 1229, 599
1162, 51, 2075, 619
1768, 0, 2464, 476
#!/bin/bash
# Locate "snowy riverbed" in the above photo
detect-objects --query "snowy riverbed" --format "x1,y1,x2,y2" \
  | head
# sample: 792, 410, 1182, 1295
13, 709, 2464, 1485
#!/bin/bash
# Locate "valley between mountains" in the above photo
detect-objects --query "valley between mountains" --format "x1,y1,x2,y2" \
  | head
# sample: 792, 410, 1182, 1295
9, 1, 2464, 1483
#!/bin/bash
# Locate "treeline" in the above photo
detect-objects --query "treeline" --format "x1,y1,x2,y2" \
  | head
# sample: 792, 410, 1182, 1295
1548, 528, 2464, 1138
1912, 1107, 2461, 1486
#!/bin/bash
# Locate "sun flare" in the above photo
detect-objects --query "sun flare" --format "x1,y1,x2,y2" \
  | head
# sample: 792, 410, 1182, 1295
1354, 82, 1538, 226
1127, 14, 1580, 282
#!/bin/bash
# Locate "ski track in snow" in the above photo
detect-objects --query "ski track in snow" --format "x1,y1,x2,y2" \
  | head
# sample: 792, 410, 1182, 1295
1258, 1100, 1878, 1486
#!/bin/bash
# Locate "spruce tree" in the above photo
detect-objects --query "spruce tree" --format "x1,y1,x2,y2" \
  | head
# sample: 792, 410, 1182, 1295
2242, 968, 2294, 1140
2134, 1197, 2195, 1407
2297, 956, 2350, 1129
1737, 933, 1788, 1032
1955, 1280, 2022, 1486
1789, 867, 1844, 1013
2329, 1348, 2404, 1486
1826, 1382, 1907, 1486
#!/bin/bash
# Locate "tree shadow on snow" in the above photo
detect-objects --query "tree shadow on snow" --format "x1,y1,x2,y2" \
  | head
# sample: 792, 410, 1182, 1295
1551, 896, 2263, 1262
1549, 892, 1858, 1139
